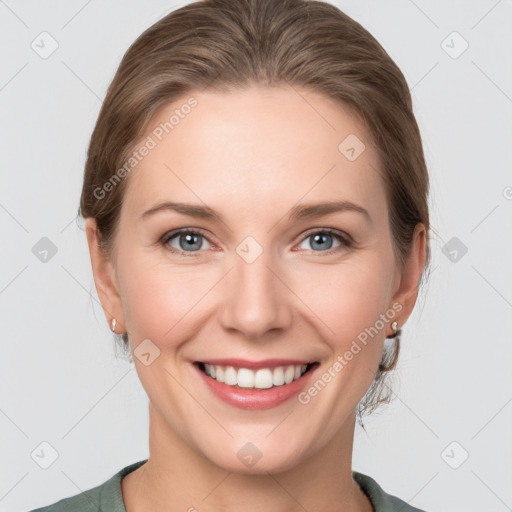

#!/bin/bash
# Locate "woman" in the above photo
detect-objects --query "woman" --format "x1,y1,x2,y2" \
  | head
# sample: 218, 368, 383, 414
31, 0, 431, 510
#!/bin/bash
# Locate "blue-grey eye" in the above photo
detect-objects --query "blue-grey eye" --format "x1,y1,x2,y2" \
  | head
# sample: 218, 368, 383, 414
166, 231, 211, 252
298, 231, 344, 252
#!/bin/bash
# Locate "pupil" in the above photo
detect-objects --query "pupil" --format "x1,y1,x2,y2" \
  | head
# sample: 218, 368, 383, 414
312, 233, 332, 251
181, 233, 201, 251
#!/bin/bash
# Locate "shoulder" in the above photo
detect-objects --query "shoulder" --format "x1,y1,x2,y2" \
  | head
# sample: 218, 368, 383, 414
353, 471, 431, 512
27, 486, 102, 512
26, 460, 148, 512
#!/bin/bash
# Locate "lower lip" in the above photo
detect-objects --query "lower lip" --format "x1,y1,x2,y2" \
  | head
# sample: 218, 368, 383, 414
193, 363, 318, 410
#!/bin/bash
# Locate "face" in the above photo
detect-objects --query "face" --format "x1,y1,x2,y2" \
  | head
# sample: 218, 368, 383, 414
87, 85, 424, 474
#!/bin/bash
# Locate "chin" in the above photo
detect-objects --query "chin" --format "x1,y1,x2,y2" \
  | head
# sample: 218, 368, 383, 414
201, 438, 308, 476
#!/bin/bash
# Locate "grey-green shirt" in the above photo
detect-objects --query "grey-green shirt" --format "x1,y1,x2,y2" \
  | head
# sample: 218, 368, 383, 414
28, 459, 428, 512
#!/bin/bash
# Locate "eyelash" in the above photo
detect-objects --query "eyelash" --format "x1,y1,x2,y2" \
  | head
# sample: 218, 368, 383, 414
160, 228, 353, 257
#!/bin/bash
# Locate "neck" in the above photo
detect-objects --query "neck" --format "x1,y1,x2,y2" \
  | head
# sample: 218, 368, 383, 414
122, 403, 372, 512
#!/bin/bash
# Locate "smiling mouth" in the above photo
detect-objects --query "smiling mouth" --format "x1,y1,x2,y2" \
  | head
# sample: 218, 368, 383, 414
195, 361, 319, 390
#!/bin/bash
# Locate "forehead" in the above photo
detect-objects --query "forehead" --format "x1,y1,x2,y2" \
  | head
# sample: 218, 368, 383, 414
121, 85, 386, 222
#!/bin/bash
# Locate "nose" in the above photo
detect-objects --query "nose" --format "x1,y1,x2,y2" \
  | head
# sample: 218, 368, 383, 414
219, 250, 293, 341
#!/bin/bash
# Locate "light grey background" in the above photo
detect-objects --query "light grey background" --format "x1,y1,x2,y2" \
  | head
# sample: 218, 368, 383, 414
1, 1, 511, 511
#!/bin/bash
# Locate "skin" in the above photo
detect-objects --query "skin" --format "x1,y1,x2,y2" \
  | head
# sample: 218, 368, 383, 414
86, 84, 426, 512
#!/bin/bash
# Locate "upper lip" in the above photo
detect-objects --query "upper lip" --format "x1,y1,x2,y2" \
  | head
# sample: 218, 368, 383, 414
196, 358, 317, 370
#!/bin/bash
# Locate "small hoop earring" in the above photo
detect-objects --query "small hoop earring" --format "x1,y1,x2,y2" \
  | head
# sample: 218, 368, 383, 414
111, 318, 117, 333
387, 320, 399, 339
379, 320, 401, 372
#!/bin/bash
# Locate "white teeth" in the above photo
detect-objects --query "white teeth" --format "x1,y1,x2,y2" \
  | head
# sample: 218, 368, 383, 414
254, 369, 273, 389
284, 365, 295, 384
224, 366, 237, 385
202, 363, 309, 389
237, 368, 254, 388
272, 366, 285, 386
215, 365, 224, 383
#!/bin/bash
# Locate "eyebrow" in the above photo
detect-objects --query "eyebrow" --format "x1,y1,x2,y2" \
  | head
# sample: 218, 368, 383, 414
287, 200, 371, 223
140, 201, 224, 222
140, 200, 371, 223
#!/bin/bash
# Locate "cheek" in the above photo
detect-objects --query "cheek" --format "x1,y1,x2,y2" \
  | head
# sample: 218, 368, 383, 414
117, 252, 218, 343
290, 255, 394, 349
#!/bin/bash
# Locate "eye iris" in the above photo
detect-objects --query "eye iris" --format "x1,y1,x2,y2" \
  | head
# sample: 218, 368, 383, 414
311, 233, 333, 251
180, 233, 202, 251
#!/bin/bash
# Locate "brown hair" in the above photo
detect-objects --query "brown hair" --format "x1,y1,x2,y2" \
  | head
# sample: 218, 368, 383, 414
79, 0, 431, 426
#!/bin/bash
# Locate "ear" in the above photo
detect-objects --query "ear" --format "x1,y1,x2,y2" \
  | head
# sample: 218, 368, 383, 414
389, 223, 428, 332
85, 218, 125, 333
